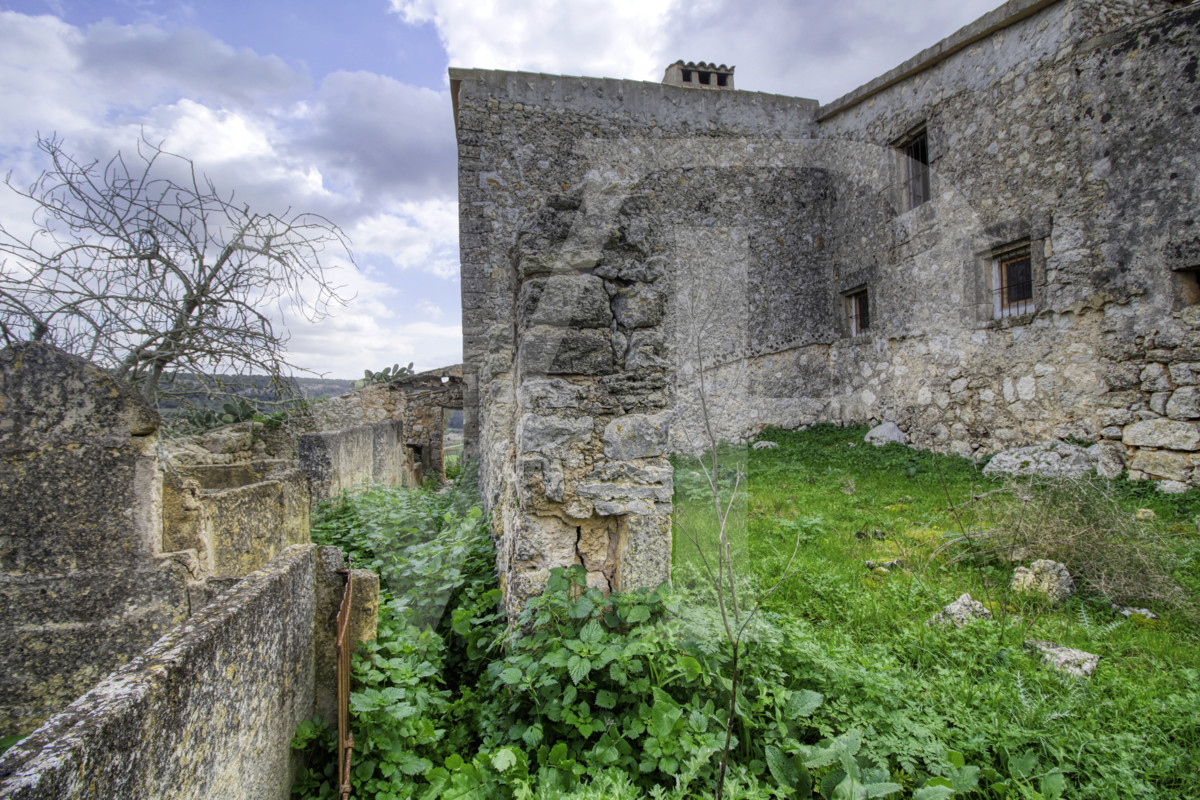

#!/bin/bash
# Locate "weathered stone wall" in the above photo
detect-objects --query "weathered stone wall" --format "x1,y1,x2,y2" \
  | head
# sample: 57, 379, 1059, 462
455, 0, 1200, 612
161, 460, 310, 581
0, 343, 191, 737
299, 419, 407, 503
453, 69, 821, 609
0, 544, 356, 800
168, 366, 465, 487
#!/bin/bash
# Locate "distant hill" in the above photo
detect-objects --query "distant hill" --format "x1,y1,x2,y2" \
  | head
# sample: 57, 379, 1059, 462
154, 373, 357, 413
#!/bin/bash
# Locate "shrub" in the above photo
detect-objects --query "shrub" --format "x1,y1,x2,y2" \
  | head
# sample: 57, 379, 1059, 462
951, 474, 1189, 610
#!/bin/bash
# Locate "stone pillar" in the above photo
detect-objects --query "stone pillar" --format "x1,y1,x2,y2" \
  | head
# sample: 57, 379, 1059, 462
0, 342, 189, 737
498, 190, 674, 613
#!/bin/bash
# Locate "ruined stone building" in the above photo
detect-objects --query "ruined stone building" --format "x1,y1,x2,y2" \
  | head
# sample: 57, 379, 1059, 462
451, 0, 1200, 611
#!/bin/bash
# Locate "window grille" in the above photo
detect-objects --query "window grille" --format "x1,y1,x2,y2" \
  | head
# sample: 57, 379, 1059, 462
904, 132, 930, 209
994, 250, 1033, 317
847, 289, 870, 335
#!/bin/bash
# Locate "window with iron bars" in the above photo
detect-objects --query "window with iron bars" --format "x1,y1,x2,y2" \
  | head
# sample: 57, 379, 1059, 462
993, 248, 1034, 318
846, 288, 870, 335
902, 130, 930, 209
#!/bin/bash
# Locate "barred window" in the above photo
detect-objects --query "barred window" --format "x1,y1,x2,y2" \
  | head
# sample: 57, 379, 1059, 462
903, 130, 930, 209
846, 288, 870, 335
994, 248, 1034, 318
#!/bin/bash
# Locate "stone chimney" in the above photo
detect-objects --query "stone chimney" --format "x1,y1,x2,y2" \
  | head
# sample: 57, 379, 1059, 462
662, 60, 735, 90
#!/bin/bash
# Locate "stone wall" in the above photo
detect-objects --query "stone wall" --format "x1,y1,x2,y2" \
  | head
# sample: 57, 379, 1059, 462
169, 366, 466, 488
0, 544, 361, 800
0, 343, 191, 737
453, 0, 1200, 612
299, 419, 408, 503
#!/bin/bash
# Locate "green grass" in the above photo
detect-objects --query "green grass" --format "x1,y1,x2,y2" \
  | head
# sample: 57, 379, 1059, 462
674, 423, 1200, 798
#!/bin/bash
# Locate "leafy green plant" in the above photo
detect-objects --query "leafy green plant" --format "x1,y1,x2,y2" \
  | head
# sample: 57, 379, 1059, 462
220, 397, 256, 424
355, 362, 415, 389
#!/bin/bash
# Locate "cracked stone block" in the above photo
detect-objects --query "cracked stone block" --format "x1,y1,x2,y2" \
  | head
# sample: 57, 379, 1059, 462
603, 412, 671, 459
517, 413, 593, 456
519, 275, 613, 328
1122, 419, 1200, 450
577, 525, 611, 571
926, 593, 992, 628
1025, 640, 1099, 678
1011, 560, 1075, 602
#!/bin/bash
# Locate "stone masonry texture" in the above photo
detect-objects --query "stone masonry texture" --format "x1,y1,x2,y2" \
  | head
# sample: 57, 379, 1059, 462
0, 544, 353, 800
0, 343, 189, 738
453, 0, 1200, 615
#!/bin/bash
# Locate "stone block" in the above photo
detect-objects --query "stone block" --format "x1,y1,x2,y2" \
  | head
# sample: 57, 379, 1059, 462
1140, 363, 1171, 392
519, 274, 612, 328
616, 511, 671, 592
1128, 449, 1192, 482
1169, 362, 1199, 386
603, 413, 671, 459
864, 421, 908, 446
520, 326, 615, 375
517, 378, 584, 410
1011, 559, 1075, 602
517, 413, 593, 456
576, 525, 612, 571
926, 593, 991, 628
612, 284, 665, 329
1025, 640, 1099, 678
625, 330, 669, 370
1166, 386, 1200, 420
1122, 419, 1200, 450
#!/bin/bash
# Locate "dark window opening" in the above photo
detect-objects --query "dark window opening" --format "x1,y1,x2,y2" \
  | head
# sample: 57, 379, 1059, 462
994, 249, 1034, 317
903, 131, 931, 209
717, 73, 729, 87
681, 69, 693, 82
1176, 267, 1200, 306
846, 289, 870, 335
698, 71, 712, 85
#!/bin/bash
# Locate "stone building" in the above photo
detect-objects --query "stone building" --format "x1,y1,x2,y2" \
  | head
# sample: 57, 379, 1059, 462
451, 0, 1200, 611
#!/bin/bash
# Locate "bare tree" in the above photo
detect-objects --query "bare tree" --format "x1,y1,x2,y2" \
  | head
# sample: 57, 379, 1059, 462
0, 134, 352, 406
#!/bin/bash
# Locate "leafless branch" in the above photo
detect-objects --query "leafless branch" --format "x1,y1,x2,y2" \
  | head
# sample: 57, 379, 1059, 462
0, 133, 353, 406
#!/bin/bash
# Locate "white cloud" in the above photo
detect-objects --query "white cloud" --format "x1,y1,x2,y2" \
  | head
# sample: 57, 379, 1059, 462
78, 20, 307, 107
349, 198, 460, 279
415, 299, 445, 319
391, 0, 1002, 101
391, 0, 679, 81
298, 71, 456, 202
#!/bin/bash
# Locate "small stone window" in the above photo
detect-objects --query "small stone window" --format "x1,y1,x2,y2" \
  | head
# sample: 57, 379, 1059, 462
845, 287, 870, 335
894, 128, 930, 210
1176, 267, 1200, 306
993, 245, 1034, 318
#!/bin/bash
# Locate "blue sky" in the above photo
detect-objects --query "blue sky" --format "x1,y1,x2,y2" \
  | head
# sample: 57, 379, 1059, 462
0, 0, 998, 377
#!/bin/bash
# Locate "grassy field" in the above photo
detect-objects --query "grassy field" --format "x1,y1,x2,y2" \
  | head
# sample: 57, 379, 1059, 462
673, 424, 1200, 798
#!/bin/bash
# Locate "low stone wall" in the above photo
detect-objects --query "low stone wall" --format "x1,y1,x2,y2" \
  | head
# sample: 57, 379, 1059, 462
299, 419, 409, 503
162, 462, 310, 579
0, 544, 357, 800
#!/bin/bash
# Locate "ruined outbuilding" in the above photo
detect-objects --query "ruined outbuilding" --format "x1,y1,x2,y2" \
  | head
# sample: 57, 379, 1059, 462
452, 0, 1200, 612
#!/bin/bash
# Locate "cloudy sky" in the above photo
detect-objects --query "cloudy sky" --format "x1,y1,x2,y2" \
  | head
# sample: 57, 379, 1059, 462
0, 0, 999, 377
